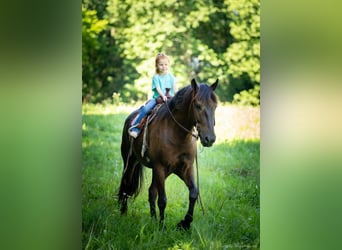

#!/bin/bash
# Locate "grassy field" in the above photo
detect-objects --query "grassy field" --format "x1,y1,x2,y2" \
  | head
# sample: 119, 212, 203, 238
82, 103, 260, 250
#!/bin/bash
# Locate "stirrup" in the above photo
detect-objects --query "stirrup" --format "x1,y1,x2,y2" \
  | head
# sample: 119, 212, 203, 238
128, 125, 138, 131
128, 129, 139, 138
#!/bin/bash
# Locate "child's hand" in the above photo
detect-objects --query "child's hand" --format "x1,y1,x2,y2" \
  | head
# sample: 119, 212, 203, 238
162, 96, 168, 102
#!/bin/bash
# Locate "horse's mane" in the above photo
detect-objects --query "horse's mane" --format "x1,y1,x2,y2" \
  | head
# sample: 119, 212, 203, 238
169, 85, 192, 109
157, 83, 217, 119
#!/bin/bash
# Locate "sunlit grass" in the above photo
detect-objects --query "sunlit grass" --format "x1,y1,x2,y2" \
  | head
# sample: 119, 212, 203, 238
82, 103, 260, 249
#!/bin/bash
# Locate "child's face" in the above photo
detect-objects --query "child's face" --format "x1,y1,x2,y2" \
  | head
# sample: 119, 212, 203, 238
157, 58, 169, 74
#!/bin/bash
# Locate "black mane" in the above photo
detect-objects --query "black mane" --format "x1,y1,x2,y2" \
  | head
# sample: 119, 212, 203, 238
157, 83, 217, 119
169, 85, 192, 109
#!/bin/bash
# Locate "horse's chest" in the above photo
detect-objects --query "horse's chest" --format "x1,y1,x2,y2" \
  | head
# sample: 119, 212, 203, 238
146, 126, 196, 167
152, 144, 195, 167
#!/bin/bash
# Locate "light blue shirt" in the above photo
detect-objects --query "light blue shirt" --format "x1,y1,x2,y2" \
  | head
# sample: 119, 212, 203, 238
151, 73, 177, 99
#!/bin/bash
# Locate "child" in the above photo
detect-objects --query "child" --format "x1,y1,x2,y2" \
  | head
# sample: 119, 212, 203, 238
128, 53, 178, 138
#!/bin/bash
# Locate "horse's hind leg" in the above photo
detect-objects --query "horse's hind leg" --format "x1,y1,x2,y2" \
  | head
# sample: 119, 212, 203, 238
150, 167, 167, 224
148, 178, 158, 219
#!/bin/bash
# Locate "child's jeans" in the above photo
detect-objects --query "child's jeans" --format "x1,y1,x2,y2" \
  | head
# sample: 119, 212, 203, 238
129, 98, 157, 133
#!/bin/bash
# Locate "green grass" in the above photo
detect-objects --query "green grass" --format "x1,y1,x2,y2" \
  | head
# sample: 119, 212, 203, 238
82, 103, 260, 250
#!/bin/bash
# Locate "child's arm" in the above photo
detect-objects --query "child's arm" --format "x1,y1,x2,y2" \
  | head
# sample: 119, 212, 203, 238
156, 86, 167, 102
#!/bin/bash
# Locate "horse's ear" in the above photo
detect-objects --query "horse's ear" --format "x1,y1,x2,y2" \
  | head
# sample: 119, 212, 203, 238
191, 78, 199, 93
211, 79, 218, 91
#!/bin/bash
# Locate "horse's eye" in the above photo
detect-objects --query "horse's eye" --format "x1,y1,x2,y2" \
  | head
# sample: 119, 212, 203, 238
195, 103, 202, 110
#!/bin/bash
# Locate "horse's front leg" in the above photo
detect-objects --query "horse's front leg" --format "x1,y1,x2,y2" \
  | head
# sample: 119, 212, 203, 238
177, 170, 198, 230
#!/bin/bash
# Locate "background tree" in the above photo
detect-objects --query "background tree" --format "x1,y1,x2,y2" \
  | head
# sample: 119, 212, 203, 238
82, 0, 260, 104
82, 1, 126, 103
224, 0, 260, 104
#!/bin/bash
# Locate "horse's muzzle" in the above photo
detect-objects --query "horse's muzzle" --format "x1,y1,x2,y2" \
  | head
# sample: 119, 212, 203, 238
200, 134, 216, 147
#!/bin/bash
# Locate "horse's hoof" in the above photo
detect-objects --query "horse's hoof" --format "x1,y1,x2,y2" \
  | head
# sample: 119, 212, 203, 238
120, 204, 127, 214
177, 220, 191, 230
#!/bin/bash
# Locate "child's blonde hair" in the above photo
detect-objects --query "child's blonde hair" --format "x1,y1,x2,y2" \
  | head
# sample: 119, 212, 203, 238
155, 53, 170, 74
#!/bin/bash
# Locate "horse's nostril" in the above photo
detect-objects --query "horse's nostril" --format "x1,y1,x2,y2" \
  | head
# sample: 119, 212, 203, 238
204, 135, 216, 146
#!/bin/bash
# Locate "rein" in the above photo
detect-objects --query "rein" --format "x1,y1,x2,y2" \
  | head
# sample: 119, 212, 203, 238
195, 151, 205, 215
165, 101, 198, 139
164, 100, 205, 214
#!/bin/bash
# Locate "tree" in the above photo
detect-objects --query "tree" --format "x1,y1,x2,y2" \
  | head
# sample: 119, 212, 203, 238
223, 0, 260, 101
82, 0, 260, 104
82, 5, 126, 103
82, 7, 107, 102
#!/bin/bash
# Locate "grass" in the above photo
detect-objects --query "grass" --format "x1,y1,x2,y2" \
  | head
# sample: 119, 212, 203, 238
82, 103, 260, 249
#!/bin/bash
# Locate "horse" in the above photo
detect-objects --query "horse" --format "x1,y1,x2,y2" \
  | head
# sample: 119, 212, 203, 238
118, 78, 218, 230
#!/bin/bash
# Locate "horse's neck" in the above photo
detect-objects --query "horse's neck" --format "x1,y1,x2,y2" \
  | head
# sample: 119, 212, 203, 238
171, 98, 195, 130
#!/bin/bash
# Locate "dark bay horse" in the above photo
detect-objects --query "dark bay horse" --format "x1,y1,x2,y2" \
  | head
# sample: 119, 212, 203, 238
118, 79, 218, 230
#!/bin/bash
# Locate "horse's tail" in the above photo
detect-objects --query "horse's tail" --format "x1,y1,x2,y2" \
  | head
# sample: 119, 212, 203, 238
118, 117, 144, 213
118, 159, 144, 201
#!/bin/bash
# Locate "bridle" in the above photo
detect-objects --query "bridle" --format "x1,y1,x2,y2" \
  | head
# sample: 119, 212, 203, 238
164, 99, 199, 139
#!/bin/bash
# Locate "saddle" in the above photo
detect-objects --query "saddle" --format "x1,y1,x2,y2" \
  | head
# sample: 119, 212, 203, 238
129, 103, 163, 158
155, 88, 172, 104
131, 102, 162, 130
131, 89, 172, 158
131, 88, 171, 130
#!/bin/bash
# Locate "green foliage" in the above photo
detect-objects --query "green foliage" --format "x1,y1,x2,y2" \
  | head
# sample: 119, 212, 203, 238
82, 103, 260, 249
82, 6, 110, 102
82, 3, 130, 103
82, 0, 260, 104
82, 7, 108, 49
224, 0, 260, 83
233, 84, 260, 106
82, 0, 108, 19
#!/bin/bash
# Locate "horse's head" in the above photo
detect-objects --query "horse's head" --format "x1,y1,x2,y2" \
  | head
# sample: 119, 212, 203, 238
191, 79, 218, 147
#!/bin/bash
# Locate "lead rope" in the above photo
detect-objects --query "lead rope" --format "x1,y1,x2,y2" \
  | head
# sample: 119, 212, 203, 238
196, 147, 205, 215
165, 100, 205, 214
